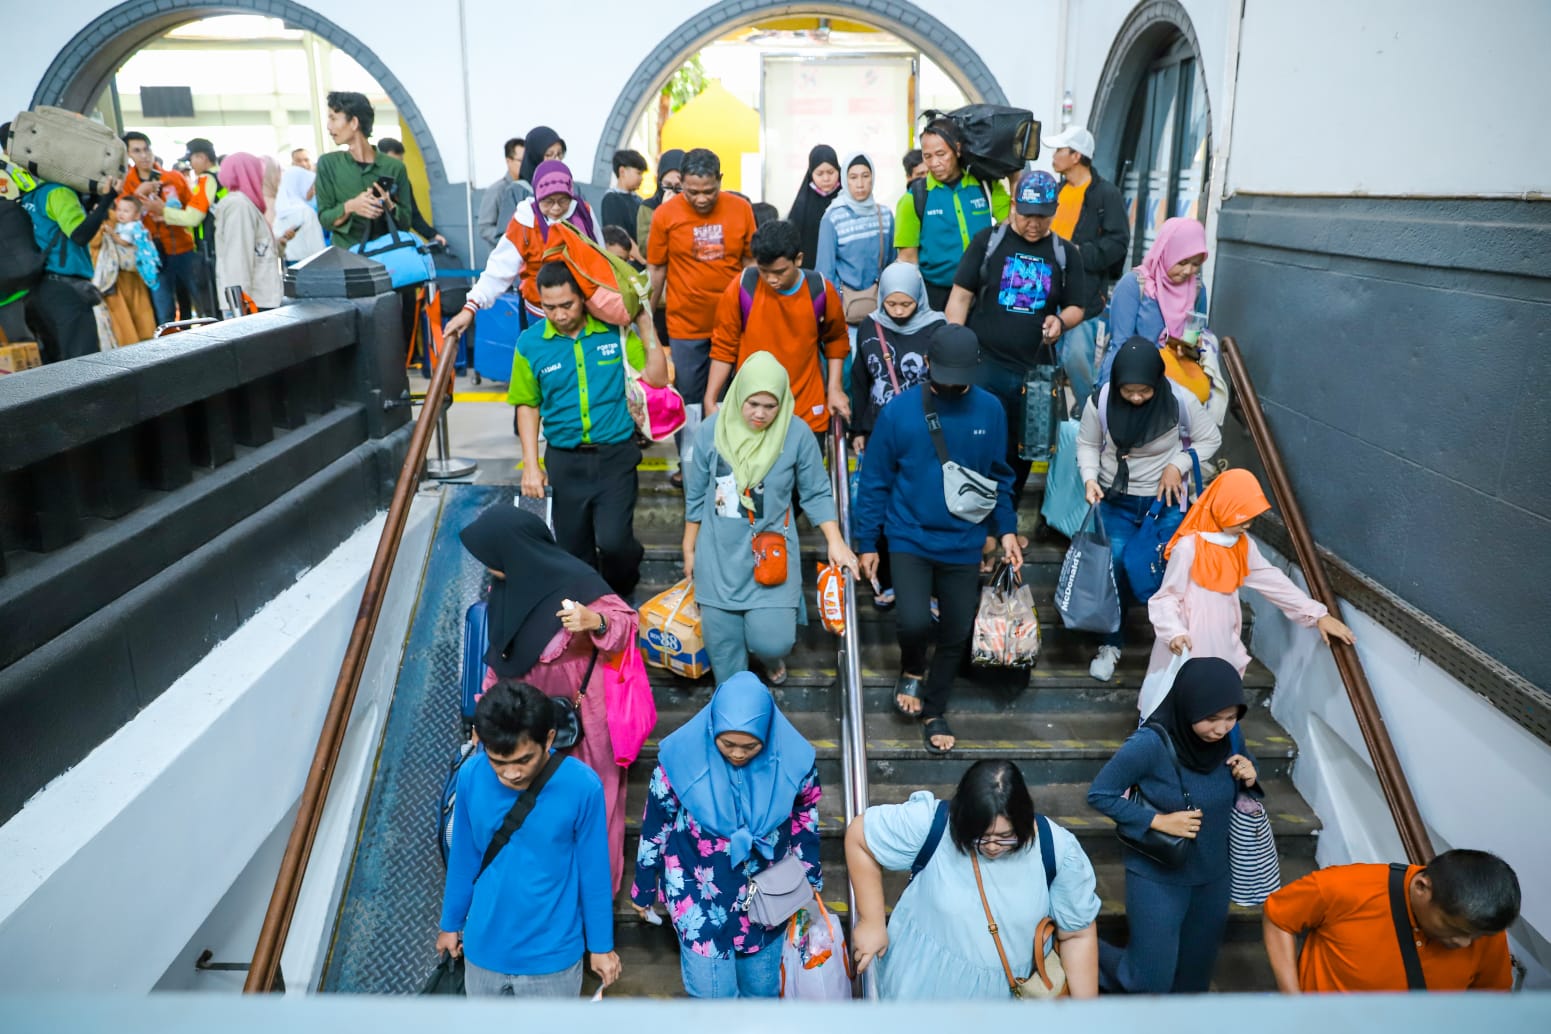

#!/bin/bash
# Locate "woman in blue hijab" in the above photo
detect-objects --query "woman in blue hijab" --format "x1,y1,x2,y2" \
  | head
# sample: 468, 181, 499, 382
630, 672, 823, 998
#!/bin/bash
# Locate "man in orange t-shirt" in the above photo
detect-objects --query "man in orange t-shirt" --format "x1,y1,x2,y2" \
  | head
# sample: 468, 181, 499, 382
1263, 850, 1519, 993
705, 219, 850, 434
646, 148, 756, 426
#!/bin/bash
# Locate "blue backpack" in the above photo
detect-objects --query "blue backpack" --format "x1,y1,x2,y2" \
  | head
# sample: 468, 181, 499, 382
909, 800, 1058, 889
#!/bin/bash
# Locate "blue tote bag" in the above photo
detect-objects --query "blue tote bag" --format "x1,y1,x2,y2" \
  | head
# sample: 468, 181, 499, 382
1120, 450, 1203, 601
1041, 419, 1087, 538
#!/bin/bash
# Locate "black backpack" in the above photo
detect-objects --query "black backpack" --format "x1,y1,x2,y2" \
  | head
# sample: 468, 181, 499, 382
922, 105, 1041, 181
0, 195, 45, 299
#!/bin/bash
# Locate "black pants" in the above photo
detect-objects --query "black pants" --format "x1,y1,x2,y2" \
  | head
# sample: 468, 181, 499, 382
892, 551, 981, 719
545, 439, 644, 597
26, 275, 98, 363
978, 359, 1034, 506
924, 280, 954, 313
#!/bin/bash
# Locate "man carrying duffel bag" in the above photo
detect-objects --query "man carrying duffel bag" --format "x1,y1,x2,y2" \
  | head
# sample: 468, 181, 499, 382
12, 167, 116, 363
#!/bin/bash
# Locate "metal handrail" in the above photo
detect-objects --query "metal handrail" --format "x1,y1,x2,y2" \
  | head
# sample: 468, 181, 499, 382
244, 338, 460, 992
1218, 335, 1433, 863
827, 417, 878, 999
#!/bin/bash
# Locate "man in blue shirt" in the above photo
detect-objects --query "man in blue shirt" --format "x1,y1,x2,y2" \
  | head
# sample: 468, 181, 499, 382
437, 681, 620, 996
507, 262, 669, 597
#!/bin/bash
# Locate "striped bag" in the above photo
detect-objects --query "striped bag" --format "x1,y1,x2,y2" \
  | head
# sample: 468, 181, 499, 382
1228, 791, 1281, 906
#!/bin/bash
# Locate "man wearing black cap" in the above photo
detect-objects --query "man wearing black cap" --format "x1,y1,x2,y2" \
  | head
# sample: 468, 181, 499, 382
184, 137, 223, 312
946, 169, 1088, 506
852, 324, 1021, 754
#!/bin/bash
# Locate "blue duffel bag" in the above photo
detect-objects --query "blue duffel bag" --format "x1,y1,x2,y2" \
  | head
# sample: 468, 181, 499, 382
350, 226, 436, 288
472, 292, 527, 384
1120, 449, 1202, 601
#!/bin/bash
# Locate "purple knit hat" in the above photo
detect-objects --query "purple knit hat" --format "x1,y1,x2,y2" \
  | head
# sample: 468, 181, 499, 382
532, 159, 576, 201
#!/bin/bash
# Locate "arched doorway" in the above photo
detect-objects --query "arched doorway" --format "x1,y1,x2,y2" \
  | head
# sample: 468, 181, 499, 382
30, 0, 446, 186
591, 0, 1008, 188
1089, 0, 1211, 265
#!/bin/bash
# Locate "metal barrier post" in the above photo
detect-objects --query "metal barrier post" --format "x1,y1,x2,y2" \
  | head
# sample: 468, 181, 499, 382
424, 393, 476, 480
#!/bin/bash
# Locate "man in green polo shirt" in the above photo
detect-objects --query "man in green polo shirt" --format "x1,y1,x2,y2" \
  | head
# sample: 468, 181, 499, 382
894, 117, 1012, 312
510, 262, 670, 596
313, 91, 412, 250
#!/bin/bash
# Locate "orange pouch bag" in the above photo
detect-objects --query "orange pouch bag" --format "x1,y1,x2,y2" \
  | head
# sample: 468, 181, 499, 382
815, 564, 847, 636
749, 508, 791, 587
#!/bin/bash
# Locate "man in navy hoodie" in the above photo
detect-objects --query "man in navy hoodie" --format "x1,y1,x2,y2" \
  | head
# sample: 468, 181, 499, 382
437, 681, 620, 996
853, 324, 1022, 753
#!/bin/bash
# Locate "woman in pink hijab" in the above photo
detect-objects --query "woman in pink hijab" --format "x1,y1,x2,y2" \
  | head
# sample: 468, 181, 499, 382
212, 152, 282, 315
1098, 217, 1208, 387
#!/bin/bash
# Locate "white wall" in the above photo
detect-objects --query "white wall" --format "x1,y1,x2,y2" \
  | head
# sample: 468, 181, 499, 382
1228, 0, 1551, 197
1246, 537, 1551, 988
0, 494, 439, 993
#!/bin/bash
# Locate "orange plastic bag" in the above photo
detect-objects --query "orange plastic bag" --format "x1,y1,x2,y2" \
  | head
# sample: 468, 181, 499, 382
815, 564, 847, 637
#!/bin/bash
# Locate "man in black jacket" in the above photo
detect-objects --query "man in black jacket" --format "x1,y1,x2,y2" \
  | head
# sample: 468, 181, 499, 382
1044, 126, 1130, 408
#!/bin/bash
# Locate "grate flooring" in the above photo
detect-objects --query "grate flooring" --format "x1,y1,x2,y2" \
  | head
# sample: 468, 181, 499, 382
321, 484, 511, 993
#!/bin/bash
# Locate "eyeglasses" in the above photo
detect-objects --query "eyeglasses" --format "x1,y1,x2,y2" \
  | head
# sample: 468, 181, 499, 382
975, 835, 1021, 849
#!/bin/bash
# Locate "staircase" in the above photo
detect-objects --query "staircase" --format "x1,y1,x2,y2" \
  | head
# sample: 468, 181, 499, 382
603, 469, 1320, 996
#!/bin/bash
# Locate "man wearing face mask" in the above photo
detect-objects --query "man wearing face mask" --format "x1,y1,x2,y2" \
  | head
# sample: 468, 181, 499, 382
852, 325, 1021, 755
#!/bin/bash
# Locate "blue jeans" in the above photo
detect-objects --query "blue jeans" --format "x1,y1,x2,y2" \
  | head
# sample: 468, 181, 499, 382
679, 944, 782, 999
1057, 314, 1102, 411
1097, 494, 1157, 649
150, 250, 211, 324
464, 957, 584, 997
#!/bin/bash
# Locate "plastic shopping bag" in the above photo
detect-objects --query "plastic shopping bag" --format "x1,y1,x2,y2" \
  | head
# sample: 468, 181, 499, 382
780, 900, 854, 1000
971, 562, 1041, 669
1137, 648, 1189, 721
1041, 420, 1088, 539
1054, 503, 1122, 634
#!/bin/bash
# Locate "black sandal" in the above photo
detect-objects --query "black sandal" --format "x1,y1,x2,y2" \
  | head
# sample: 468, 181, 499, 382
922, 717, 955, 755
893, 674, 924, 717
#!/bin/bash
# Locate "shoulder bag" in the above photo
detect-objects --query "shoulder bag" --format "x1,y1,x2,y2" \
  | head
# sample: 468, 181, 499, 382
548, 647, 598, 751
843, 207, 888, 324
420, 751, 562, 995
922, 389, 999, 523
750, 506, 792, 586
1388, 862, 1428, 991
970, 813, 1067, 999
1115, 722, 1194, 869
746, 852, 815, 929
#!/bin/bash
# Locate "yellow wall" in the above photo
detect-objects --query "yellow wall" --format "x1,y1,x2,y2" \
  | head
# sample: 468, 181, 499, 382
397, 117, 433, 223
659, 81, 759, 193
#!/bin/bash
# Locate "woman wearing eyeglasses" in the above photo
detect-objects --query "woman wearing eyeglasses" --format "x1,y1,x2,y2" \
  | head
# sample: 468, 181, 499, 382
845, 760, 1101, 999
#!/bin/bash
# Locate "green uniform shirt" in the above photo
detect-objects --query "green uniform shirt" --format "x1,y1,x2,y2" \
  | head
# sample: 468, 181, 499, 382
506, 314, 647, 449
893, 172, 1011, 287
313, 149, 412, 249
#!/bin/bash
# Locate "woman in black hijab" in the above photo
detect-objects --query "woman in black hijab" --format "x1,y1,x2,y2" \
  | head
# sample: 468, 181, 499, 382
1075, 335, 1221, 683
1087, 656, 1260, 993
459, 505, 640, 891
517, 125, 567, 188
786, 144, 842, 270
636, 148, 686, 252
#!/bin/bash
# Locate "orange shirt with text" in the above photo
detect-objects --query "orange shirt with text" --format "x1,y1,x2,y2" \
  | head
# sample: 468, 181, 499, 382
647, 192, 756, 340
1263, 863, 1512, 993
710, 273, 849, 433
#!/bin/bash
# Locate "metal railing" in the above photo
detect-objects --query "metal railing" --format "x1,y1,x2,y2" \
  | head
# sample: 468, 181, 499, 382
1219, 335, 1433, 864
244, 339, 460, 992
827, 417, 878, 999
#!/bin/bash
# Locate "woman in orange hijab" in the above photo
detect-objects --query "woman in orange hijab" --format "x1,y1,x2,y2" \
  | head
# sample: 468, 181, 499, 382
1145, 469, 1355, 684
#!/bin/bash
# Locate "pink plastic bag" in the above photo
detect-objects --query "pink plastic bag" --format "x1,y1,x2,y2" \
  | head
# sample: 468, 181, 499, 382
605, 642, 657, 767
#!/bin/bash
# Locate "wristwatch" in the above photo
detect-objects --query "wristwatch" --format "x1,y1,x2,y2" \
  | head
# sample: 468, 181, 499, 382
594, 613, 609, 635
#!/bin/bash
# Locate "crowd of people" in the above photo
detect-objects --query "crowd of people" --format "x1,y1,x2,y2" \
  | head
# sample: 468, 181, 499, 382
1, 94, 1521, 1004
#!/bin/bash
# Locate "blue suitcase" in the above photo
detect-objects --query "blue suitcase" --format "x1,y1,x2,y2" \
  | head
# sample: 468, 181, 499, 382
472, 292, 526, 384
460, 599, 488, 728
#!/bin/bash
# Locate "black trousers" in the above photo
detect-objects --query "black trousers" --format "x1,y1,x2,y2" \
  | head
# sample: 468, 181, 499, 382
892, 551, 981, 719
26, 276, 98, 363
924, 280, 954, 313
978, 359, 1034, 506
545, 439, 644, 597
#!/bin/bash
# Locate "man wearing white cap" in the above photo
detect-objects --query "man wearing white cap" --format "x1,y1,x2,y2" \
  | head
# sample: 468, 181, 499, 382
1044, 126, 1130, 408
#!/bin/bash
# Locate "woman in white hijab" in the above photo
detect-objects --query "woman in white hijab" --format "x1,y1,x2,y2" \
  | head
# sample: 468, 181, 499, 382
815, 153, 896, 324
271, 164, 327, 264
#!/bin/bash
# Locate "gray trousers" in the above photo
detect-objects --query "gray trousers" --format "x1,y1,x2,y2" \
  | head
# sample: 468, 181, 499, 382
464, 957, 584, 997
699, 604, 798, 686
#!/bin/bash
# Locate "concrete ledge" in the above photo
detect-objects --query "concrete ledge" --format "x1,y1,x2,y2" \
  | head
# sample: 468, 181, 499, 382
0, 491, 440, 992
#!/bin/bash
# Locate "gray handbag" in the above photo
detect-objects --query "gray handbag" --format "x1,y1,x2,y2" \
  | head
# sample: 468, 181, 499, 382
745, 853, 815, 929
923, 390, 999, 523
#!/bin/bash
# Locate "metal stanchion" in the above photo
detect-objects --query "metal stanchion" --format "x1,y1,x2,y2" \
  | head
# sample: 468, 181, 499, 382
424, 392, 477, 480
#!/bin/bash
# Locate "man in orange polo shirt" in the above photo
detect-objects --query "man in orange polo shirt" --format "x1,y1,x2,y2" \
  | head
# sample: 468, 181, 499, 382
646, 148, 756, 462
121, 132, 213, 323
704, 219, 850, 435
1262, 849, 1519, 993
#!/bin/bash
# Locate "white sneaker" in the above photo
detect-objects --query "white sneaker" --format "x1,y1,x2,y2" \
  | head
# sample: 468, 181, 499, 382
1089, 645, 1122, 682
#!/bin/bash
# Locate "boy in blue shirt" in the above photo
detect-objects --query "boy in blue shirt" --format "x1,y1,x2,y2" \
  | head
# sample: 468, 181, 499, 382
437, 681, 620, 996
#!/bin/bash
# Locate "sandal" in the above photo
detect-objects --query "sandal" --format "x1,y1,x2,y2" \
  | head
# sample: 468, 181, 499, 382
669, 471, 683, 490
766, 660, 788, 686
921, 717, 955, 755
893, 674, 924, 717
872, 587, 896, 611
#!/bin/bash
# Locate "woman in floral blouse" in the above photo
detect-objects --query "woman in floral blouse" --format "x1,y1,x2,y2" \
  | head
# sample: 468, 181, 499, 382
630, 672, 823, 998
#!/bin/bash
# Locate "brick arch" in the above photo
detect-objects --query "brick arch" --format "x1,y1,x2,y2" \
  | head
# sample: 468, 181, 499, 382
30, 0, 447, 185
591, 0, 1009, 185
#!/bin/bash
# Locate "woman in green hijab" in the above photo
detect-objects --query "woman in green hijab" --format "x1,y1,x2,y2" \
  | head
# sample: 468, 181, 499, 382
684, 352, 859, 685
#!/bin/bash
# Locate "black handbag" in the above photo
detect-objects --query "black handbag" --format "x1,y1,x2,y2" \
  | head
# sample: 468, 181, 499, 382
419, 752, 562, 994
550, 647, 599, 751
1115, 722, 1194, 869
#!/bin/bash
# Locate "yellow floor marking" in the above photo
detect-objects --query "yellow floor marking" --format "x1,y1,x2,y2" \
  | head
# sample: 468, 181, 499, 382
452, 391, 509, 402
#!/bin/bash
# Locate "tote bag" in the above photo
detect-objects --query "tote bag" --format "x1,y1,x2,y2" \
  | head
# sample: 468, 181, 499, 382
1054, 503, 1121, 634
604, 641, 657, 767
1040, 420, 1087, 538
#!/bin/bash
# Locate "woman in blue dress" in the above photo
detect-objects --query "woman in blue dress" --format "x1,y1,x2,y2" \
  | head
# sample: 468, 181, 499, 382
630, 672, 823, 998
845, 760, 1101, 998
